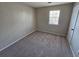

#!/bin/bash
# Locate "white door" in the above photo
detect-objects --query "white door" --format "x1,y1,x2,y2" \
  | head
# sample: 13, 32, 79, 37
67, 6, 79, 43
71, 12, 79, 56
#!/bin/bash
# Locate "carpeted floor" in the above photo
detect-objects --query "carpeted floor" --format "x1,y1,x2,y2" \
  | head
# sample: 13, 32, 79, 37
0, 31, 73, 57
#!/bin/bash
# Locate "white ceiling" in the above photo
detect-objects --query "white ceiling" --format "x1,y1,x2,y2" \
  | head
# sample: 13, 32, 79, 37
24, 2, 72, 8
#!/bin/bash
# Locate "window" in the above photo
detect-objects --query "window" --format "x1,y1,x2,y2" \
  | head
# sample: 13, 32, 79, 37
49, 10, 60, 25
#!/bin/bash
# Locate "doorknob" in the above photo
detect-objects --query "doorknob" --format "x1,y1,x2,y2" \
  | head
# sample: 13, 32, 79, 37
72, 29, 74, 30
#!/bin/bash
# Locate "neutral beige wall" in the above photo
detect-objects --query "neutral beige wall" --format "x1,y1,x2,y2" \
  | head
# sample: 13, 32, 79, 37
0, 3, 36, 50
36, 3, 73, 36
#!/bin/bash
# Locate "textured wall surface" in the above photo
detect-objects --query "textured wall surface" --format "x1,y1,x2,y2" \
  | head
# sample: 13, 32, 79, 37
0, 3, 36, 50
36, 3, 73, 36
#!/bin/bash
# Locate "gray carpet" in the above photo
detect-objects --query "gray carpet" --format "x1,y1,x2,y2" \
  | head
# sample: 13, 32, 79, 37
0, 31, 73, 57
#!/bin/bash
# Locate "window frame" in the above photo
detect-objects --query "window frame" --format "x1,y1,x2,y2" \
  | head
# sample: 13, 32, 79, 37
48, 10, 60, 25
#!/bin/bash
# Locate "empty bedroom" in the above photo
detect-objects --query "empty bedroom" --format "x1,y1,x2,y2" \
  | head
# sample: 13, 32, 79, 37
0, 2, 79, 57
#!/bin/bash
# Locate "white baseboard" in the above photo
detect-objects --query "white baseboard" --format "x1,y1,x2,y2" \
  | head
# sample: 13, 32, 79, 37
0, 30, 36, 52
37, 30, 66, 37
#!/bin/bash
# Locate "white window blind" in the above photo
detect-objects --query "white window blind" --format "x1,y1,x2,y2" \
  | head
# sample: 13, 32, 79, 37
49, 10, 60, 25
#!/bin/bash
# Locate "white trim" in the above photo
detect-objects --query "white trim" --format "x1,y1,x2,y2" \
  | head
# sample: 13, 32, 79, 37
0, 30, 36, 52
37, 30, 66, 37
69, 44, 76, 57
67, 37, 76, 57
